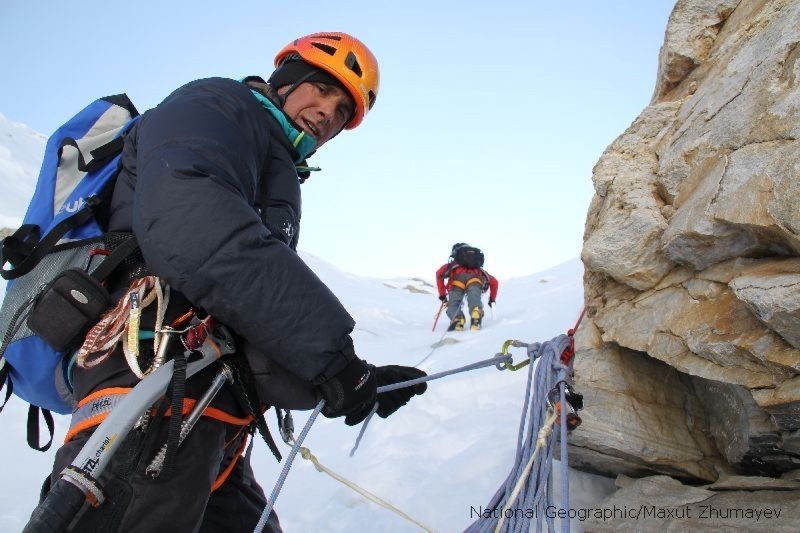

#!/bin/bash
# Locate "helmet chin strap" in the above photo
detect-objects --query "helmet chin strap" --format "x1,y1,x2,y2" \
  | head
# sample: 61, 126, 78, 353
275, 69, 351, 143
275, 70, 318, 107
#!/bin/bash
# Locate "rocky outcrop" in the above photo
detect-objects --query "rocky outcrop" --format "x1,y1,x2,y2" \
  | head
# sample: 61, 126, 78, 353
581, 474, 800, 532
577, 0, 800, 491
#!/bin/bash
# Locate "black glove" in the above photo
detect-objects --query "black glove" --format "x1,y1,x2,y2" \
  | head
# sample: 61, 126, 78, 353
488, 298, 496, 307
317, 357, 377, 426
439, 294, 447, 302
375, 365, 428, 418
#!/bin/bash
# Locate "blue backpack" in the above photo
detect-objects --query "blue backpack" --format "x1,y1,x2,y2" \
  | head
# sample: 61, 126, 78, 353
0, 95, 140, 450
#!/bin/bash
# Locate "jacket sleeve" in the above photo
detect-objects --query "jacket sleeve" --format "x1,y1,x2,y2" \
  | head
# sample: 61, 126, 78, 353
129, 79, 354, 384
435, 262, 451, 297
487, 273, 499, 300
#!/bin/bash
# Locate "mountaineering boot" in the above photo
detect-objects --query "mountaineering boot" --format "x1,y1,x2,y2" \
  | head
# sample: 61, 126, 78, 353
448, 313, 466, 332
470, 308, 483, 331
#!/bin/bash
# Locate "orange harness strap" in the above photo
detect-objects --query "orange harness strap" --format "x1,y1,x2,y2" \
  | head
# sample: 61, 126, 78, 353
211, 430, 250, 491
65, 387, 254, 492
66, 387, 134, 443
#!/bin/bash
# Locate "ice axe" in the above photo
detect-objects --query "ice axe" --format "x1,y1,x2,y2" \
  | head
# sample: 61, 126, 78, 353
431, 301, 447, 331
23, 325, 236, 533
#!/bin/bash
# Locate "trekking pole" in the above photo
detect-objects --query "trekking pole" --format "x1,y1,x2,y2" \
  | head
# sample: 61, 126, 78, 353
431, 301, 447, 331
22, 325, 236, 533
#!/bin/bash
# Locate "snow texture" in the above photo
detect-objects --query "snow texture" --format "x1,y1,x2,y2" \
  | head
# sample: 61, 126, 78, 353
0, 113, 615, 532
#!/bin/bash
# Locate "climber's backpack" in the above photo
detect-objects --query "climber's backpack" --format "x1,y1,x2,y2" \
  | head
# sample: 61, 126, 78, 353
453, 246, 484, 269
0, 94, 141, 450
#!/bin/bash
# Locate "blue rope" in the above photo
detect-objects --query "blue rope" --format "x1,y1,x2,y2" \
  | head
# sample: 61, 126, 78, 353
349, 354, 513, 457
253, 400, 324, 533
559, 376, 570, 533
253, 353, 514, 532
252, 337, 575, 533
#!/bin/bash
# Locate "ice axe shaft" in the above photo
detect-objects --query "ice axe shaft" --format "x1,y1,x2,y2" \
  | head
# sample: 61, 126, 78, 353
145, 364, 233, 476
431, 301, 447, 331
23, 326, 235, 533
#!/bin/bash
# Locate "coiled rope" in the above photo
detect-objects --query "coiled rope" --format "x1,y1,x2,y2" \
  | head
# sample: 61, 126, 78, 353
465, 335, 573, 533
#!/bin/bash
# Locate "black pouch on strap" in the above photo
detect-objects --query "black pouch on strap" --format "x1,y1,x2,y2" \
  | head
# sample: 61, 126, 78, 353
25, 235, 140, 354
27, 268, 113, 353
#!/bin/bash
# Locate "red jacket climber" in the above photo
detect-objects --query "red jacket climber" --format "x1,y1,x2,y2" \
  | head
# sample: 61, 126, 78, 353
435, 243, 499, 331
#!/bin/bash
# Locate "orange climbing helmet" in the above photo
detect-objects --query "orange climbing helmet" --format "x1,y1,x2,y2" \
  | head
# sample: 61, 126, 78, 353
274, 32, 380, 129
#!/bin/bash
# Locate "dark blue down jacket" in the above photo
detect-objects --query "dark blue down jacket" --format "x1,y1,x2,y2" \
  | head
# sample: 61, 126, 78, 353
106, 77, 355, 388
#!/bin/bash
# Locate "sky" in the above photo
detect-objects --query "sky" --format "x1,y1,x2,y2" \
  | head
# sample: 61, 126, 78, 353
0, 0, 676, 280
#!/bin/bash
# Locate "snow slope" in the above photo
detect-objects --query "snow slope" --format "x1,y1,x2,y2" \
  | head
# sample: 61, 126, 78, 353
0, 116, 615, 532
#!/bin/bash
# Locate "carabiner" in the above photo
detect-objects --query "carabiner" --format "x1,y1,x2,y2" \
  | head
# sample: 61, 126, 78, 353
499, 339, 531, 371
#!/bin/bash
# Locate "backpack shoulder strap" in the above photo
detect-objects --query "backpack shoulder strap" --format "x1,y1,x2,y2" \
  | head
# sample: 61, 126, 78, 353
0, 200, 98, 281
59, 135, 126, 174
27, 405, 55, 452
88, 234, 140, 281
0, 369, 55, 452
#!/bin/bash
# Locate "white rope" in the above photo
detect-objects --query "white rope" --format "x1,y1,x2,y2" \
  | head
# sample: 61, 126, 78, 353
122, 278, 170, 378
77, 276, 160, 369
299, 446, 436, 532
77, 276, 171, 378
150, 281, 170, 368
494, 409, 558, 533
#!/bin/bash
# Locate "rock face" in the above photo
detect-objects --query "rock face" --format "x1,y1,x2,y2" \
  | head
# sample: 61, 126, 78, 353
581, 475, 800, 532
577, 0, 800, 494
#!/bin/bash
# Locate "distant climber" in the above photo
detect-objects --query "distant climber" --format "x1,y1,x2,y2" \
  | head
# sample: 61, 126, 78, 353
435, 243, 499, 331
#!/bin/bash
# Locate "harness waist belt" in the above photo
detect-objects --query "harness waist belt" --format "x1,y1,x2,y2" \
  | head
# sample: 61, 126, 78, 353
66, 387, 253, 443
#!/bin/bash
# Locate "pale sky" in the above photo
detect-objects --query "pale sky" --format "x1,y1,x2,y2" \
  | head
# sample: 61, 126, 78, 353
0, 0, 675, 280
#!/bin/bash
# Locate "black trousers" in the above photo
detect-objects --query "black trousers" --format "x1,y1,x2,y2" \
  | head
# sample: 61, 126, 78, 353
46, 416, 281, 532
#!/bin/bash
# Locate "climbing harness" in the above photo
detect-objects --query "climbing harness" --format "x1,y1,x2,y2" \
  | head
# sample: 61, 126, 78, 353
145, 363, 234, 476
23, 325, 237, 533
450, 277, 485, 291
253, 308, 586, 533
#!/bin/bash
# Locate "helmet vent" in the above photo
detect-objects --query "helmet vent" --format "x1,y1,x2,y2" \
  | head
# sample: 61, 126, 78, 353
344, 52, 363, 77
368, 91, 376, 110
311, 42, 337, 56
